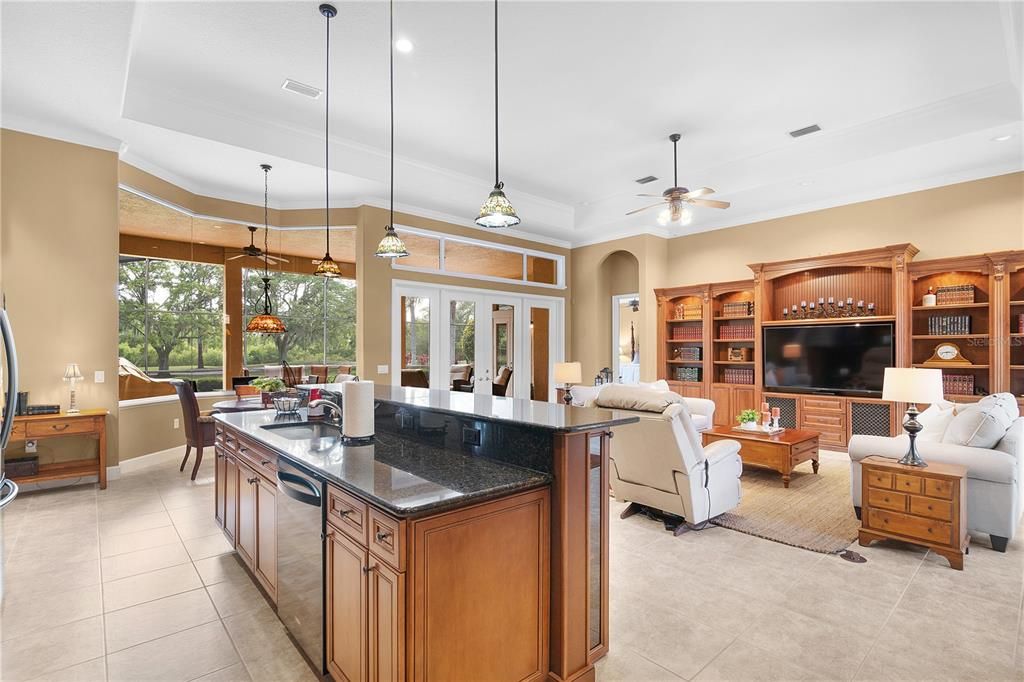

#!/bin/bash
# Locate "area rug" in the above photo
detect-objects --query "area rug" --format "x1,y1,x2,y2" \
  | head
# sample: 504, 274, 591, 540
711, 450, 860, 554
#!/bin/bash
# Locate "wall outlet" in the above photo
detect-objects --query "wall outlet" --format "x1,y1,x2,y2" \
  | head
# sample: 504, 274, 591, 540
377, 365, 389, 374
25, 440, 37, 454
173, 418, 180, 429
94, 370, 105, 383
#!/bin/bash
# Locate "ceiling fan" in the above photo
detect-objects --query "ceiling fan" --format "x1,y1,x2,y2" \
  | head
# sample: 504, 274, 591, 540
227, 225, 290, 264
627, 133, 730, 226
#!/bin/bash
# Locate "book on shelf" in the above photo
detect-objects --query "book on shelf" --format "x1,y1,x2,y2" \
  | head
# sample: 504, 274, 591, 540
721, 367, 754, 385
934, 284, 976, 306
674, 366, 701, 382
927, 314, 972, 335
721, 301, 753, 318
942, 374, 975, 396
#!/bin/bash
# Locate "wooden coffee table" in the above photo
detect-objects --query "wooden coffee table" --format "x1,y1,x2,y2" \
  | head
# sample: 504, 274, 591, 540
702, 426, 820, 488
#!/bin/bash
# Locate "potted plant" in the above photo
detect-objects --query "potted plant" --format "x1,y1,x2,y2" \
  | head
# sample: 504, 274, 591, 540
736, 409, 760, 431
251, 377, 287, 406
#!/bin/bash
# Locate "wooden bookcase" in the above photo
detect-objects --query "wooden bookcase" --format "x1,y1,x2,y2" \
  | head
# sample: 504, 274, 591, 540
1000, 252, 1024, 409
708, 281, 757, 426
655, 284, 709, 399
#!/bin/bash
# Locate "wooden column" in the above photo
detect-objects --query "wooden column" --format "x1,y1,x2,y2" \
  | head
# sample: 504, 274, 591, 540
751, 268, 767, 409
701, 285, 713, 399
990, 253, 1010, 394
891, 245, 918, 370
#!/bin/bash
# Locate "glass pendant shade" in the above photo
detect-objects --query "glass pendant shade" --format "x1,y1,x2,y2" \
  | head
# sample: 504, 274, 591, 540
246, 276, 286, 334
475, 184, 521, 228
375, 225, 409, 258
314, 254, 343, 278
657, 203, 692, 227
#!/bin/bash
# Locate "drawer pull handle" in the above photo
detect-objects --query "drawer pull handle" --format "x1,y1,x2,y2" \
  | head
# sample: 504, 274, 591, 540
261, 459, 272, 466
362, 564, 377, 575
52, 424, 69, 431
375, 530, 392, 543
336, 508, 354, 517
247, 476, 259, 485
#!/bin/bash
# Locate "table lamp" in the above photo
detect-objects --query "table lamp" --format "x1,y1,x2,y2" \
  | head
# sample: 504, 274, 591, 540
553, 362, 582, 406
881, 367, 943, 467
63, 363, 83, 414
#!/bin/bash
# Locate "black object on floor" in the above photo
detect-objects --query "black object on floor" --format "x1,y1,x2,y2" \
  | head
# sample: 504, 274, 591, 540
839, 549, 867, 563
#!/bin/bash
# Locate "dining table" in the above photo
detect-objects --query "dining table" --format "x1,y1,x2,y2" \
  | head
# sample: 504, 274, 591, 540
211, 396, 270, 413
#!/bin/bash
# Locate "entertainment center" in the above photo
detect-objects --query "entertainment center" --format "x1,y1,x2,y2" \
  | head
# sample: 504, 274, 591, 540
656, 245, 1024, 451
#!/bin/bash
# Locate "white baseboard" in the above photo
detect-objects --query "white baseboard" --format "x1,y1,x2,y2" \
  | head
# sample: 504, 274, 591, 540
106, 465, 121, 481
118, 445, 187, 473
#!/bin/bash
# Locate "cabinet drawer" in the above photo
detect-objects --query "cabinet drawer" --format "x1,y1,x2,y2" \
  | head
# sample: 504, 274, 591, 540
368, 508, 405, 572
894, 474, 922, 495
910, 496, 953, 521
327, 485, 368, 545
26, 419, 94, 438
924, 478, 954, 500
801, 396, 843, 412
867, 508, 952, 546
866, 470, 893, 490
236, 441, 278, 481
867, 488, 907, 513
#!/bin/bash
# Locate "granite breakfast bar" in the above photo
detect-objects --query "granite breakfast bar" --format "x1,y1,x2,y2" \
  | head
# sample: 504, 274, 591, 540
213, 386, 637, 682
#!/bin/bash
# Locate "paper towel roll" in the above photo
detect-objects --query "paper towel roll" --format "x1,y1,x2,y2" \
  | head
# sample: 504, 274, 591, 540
342, 380, 375, 439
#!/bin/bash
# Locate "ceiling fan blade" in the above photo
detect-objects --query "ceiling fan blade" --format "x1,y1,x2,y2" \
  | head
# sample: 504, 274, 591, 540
266, 255, 290, 264
681, 187, 714, 199
625, 202, 664, 216
635, 193, 666, 198
687, 198, 730, 209
226, 253, 248, 261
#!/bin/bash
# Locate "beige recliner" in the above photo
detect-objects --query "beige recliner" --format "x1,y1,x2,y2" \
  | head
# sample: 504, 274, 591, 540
608, 401, 743, 532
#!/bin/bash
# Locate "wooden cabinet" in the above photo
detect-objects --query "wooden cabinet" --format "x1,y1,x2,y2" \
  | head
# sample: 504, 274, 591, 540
327, 530, 369, 682
799, 395, 847, 448
369, 561, 405, 682
709, 384, 755, 426
254, 475, 278, 600
237, 462, 258, 569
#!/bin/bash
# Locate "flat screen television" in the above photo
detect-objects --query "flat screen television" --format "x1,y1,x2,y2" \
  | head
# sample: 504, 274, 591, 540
762, 322, 894, 397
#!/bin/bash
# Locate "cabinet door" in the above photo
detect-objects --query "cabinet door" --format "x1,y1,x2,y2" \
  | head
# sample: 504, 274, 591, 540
710, 384, 732, 426
215, 448, 226, 529
327, 529, 368, 682
237, 463, 257, 569
369, 560, 405, 682
732, 386, 756, 415
255, 475, 278, 600
224, 454, 238, 545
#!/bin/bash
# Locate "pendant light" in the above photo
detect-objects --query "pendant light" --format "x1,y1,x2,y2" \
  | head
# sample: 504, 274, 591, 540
314, 3, 343, 277
475, 0, 520, 229
375, 0, 409, 259
245, 164, 287, 334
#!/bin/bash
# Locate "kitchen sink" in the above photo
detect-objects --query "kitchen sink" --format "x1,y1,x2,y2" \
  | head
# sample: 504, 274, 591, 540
261, 421, 343, 445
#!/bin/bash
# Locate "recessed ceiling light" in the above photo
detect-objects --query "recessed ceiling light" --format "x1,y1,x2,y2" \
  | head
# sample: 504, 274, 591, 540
991, 134, 1014, 142
395, 38, 413, 53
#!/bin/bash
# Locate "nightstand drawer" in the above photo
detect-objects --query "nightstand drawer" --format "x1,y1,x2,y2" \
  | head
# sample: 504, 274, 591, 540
867, 508, 951, 545
894, 474, 922, 495
924, 478, 954, 500
910, 496, 953, 521
866, 470, 893, 490
26, 419, 94, 438
867, 488, 907, 513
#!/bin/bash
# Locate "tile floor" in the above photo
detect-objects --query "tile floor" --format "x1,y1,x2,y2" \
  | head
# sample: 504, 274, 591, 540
2, 447, 1022, 681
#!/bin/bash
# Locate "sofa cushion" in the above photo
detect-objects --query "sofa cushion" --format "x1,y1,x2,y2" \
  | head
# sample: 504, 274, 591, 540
636, 379, 671, 391
691, 414, 710, 432
595, 384, 682, 413
569, 384, 603, 406
917, 403, 956, 443
942, 394, 1018, 448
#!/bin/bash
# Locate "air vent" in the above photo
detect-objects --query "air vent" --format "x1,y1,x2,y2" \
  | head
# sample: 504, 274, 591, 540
282, 79, 322, 99
635, 175, 658, 185
789, 124, 821, 138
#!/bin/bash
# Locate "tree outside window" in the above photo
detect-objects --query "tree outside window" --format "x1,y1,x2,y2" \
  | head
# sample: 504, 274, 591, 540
118, 256, 224, 391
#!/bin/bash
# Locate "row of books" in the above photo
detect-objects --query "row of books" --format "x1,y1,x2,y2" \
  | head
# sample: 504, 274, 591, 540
674, 347, 701, 361
942, 374, 975, 396
721, 301, 754, 318
718, 324, 754, 340
935, 284, 976, 305
673, 367, 701, 382
670, 326, 703, 341
721, 367, 754, 385
926, 315, 973, 335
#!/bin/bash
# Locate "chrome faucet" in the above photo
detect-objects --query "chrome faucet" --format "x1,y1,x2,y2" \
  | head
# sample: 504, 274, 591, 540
309, 398, 343, 424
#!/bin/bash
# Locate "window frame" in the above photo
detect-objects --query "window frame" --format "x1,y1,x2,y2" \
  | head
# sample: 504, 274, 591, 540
388, 225, 566, 289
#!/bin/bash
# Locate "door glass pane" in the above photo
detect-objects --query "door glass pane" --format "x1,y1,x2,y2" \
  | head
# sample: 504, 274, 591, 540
401, 296, 431, 388
449, 300, 476, 391
491, 304, 515, 397
530, 307, 550, 401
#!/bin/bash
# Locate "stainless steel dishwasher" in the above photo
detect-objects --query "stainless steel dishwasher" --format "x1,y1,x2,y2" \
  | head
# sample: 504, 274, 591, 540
275, 458, 327, 677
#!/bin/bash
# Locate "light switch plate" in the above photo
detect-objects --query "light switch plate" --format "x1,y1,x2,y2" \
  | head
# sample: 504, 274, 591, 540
377, 365, 389, 374
173, 418, 180, 429
94, 370, 105, 383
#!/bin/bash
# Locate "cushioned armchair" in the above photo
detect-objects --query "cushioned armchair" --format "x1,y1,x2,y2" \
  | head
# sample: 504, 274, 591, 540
571, 381, 716, 432
607, 400, 742, 533
171, 380, 218, 481
849, 394, 1023, 552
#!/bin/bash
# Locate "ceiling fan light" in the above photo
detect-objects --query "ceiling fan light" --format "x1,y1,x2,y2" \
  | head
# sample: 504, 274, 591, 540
476, 185, 521, 228
657, 207, 671, 226
375, 225, 410, 258
314, 254, 343, 278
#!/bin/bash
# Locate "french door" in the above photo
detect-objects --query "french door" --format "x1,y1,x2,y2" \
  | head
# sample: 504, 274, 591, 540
391, 282, 563, 401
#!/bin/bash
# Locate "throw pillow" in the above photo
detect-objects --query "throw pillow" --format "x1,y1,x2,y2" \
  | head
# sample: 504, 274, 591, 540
914, 400, 956, 442
594, 384, 682, 413
942, 394, 1017, 448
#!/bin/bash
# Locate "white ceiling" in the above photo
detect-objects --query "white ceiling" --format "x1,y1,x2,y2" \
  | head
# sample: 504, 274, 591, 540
3, 1, 1022, 247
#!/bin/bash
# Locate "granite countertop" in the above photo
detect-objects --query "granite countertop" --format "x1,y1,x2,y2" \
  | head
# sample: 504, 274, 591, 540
214, 409, 551, 518
295, 383, 639, 433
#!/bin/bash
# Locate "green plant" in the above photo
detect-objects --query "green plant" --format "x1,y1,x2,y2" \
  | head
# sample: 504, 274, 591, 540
251, 377, 286, 393
736, 409, 759, 424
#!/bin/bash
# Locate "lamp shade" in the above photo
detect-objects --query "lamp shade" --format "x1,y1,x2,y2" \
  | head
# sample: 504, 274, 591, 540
881, 367, 943, 404
63, 363, 83, 381
475, 185, 521, 228
553, 361, 582, 385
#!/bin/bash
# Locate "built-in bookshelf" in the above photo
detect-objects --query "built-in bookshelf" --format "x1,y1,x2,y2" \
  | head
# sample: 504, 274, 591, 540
1008, 257, 1024, 406
655, 284, 709, 398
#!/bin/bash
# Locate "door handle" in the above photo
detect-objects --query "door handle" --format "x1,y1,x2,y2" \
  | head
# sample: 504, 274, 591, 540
362, 564, 377, 575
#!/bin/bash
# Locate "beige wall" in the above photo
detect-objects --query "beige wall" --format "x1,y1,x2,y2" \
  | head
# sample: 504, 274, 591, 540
355, 205, 571, 385
568, 171, 1024, 387
1, 130, 121, 464
118, 396, 221, 462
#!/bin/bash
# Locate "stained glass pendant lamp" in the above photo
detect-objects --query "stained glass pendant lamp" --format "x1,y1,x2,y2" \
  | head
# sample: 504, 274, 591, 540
245, 164, 287, 334
314, 3, 343, 277
375, 0, 409, 259
475, 0, 520, 229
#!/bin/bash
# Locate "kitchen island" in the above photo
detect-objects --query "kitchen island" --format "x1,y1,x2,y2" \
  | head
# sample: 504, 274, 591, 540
213, 387, 637, 682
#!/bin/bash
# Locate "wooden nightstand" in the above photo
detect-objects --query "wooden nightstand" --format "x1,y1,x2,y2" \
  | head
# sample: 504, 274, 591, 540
858, 456, 969, 569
